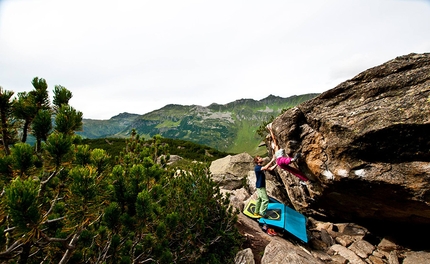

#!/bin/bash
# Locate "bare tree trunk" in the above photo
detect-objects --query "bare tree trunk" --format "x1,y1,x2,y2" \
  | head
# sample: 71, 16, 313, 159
21, 120, 30, 143
0, 112, 10, 155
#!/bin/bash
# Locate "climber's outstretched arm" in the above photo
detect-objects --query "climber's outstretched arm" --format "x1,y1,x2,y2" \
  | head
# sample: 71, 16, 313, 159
267, 123, 280, 152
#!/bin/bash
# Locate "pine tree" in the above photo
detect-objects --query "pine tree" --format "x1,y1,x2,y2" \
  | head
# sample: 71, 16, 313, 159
12, 92, 37, 143
0, 87, 15, 155
32, 109, 52, 153
0, 78, 242, 263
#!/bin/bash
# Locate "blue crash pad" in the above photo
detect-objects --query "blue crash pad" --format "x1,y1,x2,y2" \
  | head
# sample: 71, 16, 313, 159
243, 199, 308, 243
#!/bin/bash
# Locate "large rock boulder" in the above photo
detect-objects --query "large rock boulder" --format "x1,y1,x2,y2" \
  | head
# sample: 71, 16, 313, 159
211, 151, 427, 263
210, 152, 255, 190
211, 153, 290, 210
267, 53, 430, 245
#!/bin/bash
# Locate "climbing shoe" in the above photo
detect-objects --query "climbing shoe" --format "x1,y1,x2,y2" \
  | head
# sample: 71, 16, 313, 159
267, 228, 277, 236
291, 153, 302, 162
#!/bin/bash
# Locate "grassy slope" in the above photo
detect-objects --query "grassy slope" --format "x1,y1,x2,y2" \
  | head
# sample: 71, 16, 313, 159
228, 119, 267, 156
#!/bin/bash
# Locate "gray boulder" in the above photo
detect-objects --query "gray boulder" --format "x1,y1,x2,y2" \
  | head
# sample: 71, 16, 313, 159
234, 248, 255, 264
210, 152, 255, 190
266, 53, 430, 239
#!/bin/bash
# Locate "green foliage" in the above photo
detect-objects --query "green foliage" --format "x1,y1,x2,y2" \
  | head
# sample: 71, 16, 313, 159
229, 119, 264, 155
13, 92, 36, 115
255, 107, 292, 140
0, 154, 13, 178
32, 109, 52, 142
10, 142, 35, 176
53, 85, 72, 107
78, 94, 320, 153
163, 165, 242, 263
0, 79, 243, 263
5, 178, 41, 232
90, 148, 110, 174
69, 166, 98, 203
103, 202, 121, 230
43, 132, 73, 168
55, 105, 83, 134
256, 115, 275, 140
82, 137, 126, 159
74, 144, 91, 165
82, 136, 232, 164
30, 77, 50, 110
162, 137, 232, 161
12, 92, 38, 143
0, 87, 15, 155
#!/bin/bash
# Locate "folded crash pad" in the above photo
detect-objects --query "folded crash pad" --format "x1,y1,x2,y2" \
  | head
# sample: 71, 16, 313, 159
243, 199, 308, 243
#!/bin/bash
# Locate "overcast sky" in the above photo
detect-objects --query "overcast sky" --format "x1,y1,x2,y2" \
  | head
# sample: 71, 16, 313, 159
1, 0, 429, 119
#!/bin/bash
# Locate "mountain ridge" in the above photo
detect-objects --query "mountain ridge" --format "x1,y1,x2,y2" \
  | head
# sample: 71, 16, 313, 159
78, 93, 319, 153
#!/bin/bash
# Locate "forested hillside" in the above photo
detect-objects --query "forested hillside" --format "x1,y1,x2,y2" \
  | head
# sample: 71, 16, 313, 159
81, 136, 233, 164
79, 94, 319, 154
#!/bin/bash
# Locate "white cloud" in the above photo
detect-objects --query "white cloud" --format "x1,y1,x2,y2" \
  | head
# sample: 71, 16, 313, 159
1, 0, 429, 119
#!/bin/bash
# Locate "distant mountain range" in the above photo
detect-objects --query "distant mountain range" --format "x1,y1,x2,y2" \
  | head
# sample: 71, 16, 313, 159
78, 94, 319, 154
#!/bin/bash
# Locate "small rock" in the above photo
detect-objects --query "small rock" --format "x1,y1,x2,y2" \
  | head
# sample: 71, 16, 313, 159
262, 240, 323, 264
377, 238, 398, 252
372, 249, 387, 259
234, 248, 255, 264
330, 254, 348, 264
348, 240, 375, 258
329, 244, 366, 264
320, 229, 334, 246
310, 237, 329, 251
335, 235, 354, 247
402, 251, 430, 264
387, 250, 399, 264
368, 255, 384, 264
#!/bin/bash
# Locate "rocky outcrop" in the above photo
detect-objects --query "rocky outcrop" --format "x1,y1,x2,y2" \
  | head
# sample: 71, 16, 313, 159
210, 153, 255, 190
234, 248, 255, 264
266, 53, 430, 247
210, 53, 430, 263
157, 154, 182, 165
212, 152, 430, 264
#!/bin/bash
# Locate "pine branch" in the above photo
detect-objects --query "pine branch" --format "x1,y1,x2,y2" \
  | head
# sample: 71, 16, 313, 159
42, 190, 62, 219
40, 168, 62, 185
96, 234, 112, 263
0, 240, 23, 259
58, 232, 80, 264
139, 258, 156, 263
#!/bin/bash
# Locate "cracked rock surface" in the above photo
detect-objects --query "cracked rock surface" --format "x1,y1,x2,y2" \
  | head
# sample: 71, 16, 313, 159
265, 53, 430, 247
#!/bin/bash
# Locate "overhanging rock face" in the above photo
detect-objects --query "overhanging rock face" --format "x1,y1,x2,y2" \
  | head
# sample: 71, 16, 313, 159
268, 53, 430, 241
